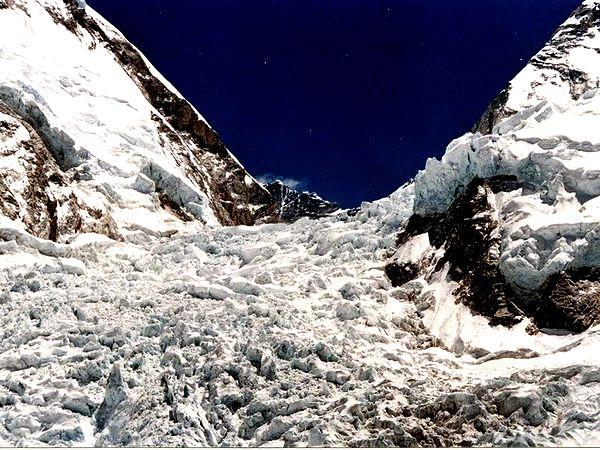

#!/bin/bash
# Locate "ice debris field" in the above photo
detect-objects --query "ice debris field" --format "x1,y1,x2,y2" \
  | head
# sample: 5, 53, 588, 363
0, 185, 599, 447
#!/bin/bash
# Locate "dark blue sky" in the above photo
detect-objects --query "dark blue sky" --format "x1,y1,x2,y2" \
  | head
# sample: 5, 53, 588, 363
87, 0, 580, 208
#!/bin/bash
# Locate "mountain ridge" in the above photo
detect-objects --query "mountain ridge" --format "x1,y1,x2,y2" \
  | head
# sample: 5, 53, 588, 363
473, 0, 600, 134
387, 0, 600, 337
264, 180, 340, 223
0, 0, 277, 243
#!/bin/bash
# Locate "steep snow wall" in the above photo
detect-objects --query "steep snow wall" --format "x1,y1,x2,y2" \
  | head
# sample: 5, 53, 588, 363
473, 0, 600, 134
0, 0, 276, 242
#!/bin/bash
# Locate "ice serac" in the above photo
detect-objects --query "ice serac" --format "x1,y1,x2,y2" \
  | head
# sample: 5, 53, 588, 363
387, 0, 600, 338
265, 180, 339, 223
0, 0, 276, 242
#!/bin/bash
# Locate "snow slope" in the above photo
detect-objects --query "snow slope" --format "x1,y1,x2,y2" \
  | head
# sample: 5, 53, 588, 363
0, 0, 275, 242
473, 0, 600, 134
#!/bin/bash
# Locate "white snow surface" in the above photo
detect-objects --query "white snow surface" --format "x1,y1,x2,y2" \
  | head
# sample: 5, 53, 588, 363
504, 0, 600, 114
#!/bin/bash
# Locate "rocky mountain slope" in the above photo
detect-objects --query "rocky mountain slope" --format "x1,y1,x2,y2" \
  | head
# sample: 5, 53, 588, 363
264, 181, 339, 223
0, 0, 276, 243
387, 0, 600, 339
1, 0, 600, 447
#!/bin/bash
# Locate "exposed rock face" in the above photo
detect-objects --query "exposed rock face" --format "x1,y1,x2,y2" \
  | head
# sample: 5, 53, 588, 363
0, 102, 120, 240
472, 88, 513, 135
0, 0, 276, 242
265, 181, 339, 223
390, 177, 523, 327
536, 268, 600, 332
388, 176, 600, 331
388, 0, 600, 334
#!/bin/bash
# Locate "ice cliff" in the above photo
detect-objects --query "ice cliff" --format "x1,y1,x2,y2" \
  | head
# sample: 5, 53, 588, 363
388, 0, 600, 337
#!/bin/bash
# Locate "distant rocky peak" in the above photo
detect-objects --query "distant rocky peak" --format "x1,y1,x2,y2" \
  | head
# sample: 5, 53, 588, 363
265, 180, 339, 223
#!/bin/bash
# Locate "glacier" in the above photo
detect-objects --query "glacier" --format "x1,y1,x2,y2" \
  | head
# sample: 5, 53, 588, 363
1, 0, 600, 447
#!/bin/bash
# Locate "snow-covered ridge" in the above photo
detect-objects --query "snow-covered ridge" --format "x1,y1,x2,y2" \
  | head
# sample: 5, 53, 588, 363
473, 0, 600, 134
387, 1, 600, 344
0, 0, 275, 242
